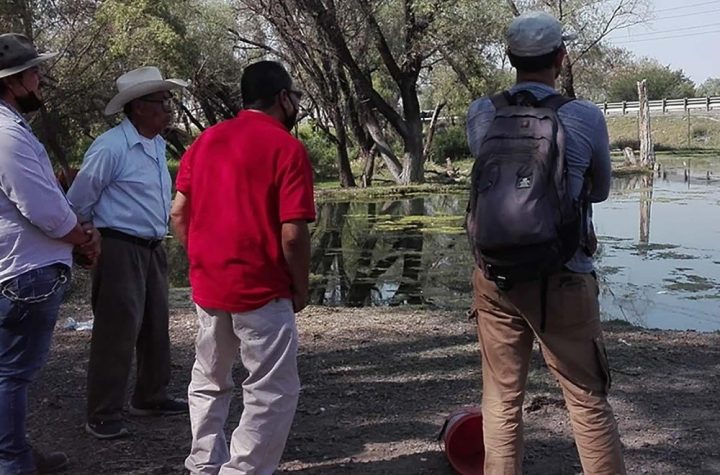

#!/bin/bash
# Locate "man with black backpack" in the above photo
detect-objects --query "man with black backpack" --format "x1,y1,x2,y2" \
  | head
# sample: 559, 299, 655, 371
466, 11, 625, 474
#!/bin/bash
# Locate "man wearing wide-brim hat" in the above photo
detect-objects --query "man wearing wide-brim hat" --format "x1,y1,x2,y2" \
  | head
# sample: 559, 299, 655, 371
0, 33, 101, 474
67, 66, 189, 440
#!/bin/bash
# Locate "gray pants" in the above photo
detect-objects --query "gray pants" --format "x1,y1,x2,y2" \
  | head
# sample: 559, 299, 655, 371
185, 299, 299, 475
86, 235, 171, 423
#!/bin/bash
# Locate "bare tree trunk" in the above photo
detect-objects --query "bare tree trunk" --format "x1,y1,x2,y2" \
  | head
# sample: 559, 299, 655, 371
164, 127, 187, 159
364, 113, 404, 182
402, 129, 424, 184
333, 110, 356, 188
361, 146, 376, 188
38, 109, 73, 187
327, 63, 355, 188
560, 55, 576, 98
199, 98, 219, 126
179, 103, 206, 133
637, 79, 655, 167
422, 101, 446, 162
399, 80, 425, 184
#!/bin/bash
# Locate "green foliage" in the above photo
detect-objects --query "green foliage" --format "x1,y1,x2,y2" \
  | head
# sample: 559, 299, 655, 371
421, 1, 510, 113
430, 125, 470, 163
1, 0, 664, 189
606, 60, 696, 101
573, 46, 635, 102
297, 123, 340, 180
697, 78, 720, 97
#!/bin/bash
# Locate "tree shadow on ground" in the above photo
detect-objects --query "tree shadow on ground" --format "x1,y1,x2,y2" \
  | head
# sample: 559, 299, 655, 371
23, 311, 720, 474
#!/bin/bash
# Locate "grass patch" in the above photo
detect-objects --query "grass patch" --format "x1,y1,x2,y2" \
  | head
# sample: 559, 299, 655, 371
607, 115, 720, 150
612, 166, 654, 177
602, 318, 640, 329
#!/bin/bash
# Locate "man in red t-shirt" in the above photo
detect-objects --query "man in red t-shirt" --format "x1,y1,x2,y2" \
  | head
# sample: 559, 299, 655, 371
170, 61, 315, 475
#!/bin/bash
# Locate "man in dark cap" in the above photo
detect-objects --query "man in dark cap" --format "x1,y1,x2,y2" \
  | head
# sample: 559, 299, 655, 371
171, 60, 314, 475
0, 33, 100, 474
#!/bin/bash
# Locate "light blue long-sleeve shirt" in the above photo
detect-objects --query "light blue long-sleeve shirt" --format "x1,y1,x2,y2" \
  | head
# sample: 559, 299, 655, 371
67, 118, 172, 240
466, 82, 612, 273
0, 101, 75, 283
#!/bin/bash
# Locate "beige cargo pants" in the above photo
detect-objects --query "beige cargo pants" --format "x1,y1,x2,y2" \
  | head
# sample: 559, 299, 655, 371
472, 268, 626, 475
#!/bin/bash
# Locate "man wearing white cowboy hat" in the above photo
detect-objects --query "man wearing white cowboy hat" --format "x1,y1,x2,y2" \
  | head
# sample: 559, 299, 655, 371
67, 66, 189, 440
0, 33, 101, 474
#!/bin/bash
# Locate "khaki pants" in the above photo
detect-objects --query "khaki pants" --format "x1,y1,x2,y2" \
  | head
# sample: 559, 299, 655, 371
472, 268, 626, 475
185, 299, 299, 475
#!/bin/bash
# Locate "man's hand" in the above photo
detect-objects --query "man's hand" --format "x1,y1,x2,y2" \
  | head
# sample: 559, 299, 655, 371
74, 223, 101, 268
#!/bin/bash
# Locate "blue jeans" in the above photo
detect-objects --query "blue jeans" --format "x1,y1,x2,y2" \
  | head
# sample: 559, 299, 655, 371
0, 264, 69, 475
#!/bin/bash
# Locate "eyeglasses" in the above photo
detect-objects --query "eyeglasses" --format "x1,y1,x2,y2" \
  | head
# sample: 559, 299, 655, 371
139, 95, 174, 112
288, 89, 303, 101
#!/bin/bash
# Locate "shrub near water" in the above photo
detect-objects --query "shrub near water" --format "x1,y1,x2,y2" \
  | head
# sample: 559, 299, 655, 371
430, 125, 470, 163
297, 123, 339, 180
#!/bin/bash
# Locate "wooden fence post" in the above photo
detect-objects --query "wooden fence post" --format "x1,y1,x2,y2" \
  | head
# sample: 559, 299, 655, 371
637, 79, 655, 167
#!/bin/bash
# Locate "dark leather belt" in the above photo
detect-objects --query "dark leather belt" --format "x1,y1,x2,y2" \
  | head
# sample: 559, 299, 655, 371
98, 228, 163, 249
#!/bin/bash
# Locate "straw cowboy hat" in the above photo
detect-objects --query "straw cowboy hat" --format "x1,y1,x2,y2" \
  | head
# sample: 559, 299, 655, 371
104, 66, 188, 115
0, 33, 57, 79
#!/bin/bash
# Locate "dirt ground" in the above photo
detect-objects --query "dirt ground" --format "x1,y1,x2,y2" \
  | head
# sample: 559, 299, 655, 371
27, 283, 720, 475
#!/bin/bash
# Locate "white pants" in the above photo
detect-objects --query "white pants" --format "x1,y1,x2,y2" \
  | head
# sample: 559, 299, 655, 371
185, 299, 300, 475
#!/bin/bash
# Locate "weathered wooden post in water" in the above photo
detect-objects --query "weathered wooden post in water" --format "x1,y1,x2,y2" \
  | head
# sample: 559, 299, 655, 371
637, 79, 655, 167
639, 174, 653, 245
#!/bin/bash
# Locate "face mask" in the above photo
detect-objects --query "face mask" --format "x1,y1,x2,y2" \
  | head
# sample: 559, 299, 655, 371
15, 85, 43, 113
282, 99, 298, 131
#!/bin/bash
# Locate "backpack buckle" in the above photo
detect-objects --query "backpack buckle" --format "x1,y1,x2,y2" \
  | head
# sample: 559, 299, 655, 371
485, 264, 513, 291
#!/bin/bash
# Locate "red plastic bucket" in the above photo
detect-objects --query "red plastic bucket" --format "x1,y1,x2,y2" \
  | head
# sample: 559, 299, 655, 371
438, 406, 484, 475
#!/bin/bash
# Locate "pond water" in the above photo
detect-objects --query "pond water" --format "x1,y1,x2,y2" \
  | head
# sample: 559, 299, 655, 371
167, 166, 720, 332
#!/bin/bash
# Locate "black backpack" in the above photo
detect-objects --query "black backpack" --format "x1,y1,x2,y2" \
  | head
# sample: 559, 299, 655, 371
467, 90, 588, 307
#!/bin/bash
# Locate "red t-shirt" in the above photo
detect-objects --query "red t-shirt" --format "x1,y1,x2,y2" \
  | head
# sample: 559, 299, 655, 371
175, 110, 316, 312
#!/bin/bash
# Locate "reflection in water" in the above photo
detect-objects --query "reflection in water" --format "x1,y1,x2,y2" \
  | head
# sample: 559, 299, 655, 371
595, 168, 720, 331
166, 195, 471, 309
639, 175, 652, 245
166, 165, 720, 331
309, 195, 472, 308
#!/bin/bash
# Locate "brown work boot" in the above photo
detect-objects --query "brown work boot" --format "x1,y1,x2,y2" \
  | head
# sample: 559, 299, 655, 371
32, 449, 69, 473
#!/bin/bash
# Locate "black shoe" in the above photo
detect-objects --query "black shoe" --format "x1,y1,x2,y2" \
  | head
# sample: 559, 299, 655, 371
85, 420, 129, 440
129, 398, 188, 416
32, 450, 69, 473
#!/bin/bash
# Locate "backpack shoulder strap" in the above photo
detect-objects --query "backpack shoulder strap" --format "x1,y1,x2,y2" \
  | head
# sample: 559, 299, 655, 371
490, 91, 512, 110
538, 94, 575, 111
